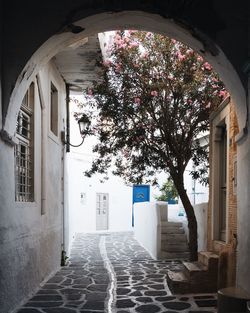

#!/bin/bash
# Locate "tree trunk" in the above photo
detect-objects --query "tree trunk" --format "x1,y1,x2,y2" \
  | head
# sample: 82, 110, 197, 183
173, 177, 198, 261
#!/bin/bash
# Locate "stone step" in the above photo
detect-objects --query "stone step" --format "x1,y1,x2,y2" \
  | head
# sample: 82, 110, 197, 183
162, 243, 189, 252
166, 270, 189, 294
167, 268, 218, 294
161, 233, 187, 242
161, 226, 185, 234
168, 270, 188, 282
198, 251, 219, 269
167, 251, 220, 294
183, 261, 208, 280
161, 221, 183, 227
160, 251, 190, 260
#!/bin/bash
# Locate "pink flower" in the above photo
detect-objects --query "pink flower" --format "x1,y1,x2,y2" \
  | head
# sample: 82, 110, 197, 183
115, 33, 121, 40
171, 39, 177, 44
151, 90, 158, 97
115, 63, 122, 73
129, 41, 139, 48
87, 88, 93, 96
123, 149, 130, 158
186, 49, 193, 55
203, 62, 212, 71
119, 43, 127, 49
197, 56, 203, 62
146, 32, 152, 39
187, 99, 193, 104
142, 52, 149, 59
134, 97, 141, 104
219, 90, 228, 99
103, 59, 112, 67
176, 51, 185, 61
128, 30, 136, 35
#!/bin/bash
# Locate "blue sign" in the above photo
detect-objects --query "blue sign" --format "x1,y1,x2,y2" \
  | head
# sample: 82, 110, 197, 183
132, 185, 150, 226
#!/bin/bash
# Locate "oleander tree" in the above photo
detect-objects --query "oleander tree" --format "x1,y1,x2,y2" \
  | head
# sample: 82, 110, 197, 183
76, 30, 228, 260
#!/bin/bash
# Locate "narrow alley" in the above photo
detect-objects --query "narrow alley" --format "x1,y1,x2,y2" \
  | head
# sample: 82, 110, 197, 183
16, 232, 217, 313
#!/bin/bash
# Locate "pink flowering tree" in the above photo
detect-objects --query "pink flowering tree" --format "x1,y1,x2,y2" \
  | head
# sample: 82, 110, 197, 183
80, 30, 228, 261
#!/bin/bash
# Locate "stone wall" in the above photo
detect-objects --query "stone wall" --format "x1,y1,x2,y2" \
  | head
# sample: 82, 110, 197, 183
207, 100, 238, 288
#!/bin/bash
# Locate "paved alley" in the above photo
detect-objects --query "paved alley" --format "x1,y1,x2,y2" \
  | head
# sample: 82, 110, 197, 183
16, 232, 217, 313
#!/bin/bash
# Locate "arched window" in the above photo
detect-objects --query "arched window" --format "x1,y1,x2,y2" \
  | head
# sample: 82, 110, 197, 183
15, 83, 35, 202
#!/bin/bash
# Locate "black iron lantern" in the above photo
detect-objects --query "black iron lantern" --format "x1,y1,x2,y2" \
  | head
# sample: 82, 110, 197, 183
78, 114, 91, 136
61, 113, 91, 149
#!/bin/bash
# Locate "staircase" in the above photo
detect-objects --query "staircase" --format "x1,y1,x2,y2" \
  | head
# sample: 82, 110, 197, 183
167, 251, 219, 293
160, 221, 190, 260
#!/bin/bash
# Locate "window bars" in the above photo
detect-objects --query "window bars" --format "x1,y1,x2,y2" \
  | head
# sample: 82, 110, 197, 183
15, 84, 34, 202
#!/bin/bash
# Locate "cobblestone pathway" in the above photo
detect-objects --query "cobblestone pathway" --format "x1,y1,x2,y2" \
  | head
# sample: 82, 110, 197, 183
16, 232, 217, 313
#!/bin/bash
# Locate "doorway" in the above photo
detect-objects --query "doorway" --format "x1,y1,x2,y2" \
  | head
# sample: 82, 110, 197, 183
96, 193, 109, 230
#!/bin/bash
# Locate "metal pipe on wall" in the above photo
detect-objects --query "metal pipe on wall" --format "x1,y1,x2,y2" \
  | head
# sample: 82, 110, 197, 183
36, 74, 47, 215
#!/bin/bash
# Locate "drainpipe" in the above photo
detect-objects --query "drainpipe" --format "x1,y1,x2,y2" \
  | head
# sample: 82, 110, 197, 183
62, 83, 71, 258
36, 75, 47, 215
66, 84, 70, 153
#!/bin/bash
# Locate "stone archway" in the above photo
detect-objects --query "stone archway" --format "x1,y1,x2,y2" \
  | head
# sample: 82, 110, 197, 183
1, 6, 250, 309
3, 11, 246, 139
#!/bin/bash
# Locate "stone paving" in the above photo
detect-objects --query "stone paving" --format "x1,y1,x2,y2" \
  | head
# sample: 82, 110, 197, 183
16, 232, 217, 313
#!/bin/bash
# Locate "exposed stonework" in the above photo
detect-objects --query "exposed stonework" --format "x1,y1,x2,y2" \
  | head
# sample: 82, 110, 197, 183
167, 251, 219, 294
207, 100, 239, 289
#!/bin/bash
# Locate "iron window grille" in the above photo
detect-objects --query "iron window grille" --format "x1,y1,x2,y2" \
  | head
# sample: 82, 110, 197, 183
15, 84, 34, 202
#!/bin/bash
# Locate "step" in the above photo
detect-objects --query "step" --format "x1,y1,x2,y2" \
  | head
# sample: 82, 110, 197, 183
167, 268, 218, 294
167, 270, 189, 294
161, 226, 185, 234
183, 261, 208, 280
160, 251, 190, 260
168, 270, 188, 282
161, 233, 187, 242
162, 243, 189, 252
184, 261, 207, 272
198, 251, 219, 269
161, 221, 183, 227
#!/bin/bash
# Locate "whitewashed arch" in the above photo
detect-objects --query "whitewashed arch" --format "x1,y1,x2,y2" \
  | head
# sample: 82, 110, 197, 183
4, 11, 246, 136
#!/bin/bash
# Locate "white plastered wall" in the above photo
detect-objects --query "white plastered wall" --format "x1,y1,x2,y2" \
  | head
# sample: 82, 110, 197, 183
0, 60, 66, 313
65, 101, 133, 252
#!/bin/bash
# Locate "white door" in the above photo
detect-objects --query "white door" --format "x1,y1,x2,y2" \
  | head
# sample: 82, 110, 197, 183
96, 193, 109, 230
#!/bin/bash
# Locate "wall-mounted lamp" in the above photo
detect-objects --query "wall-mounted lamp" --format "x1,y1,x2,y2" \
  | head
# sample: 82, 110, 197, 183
61, 113, 91, 148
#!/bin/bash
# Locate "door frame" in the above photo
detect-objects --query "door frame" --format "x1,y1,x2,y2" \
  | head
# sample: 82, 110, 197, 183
96, 192, 109, 231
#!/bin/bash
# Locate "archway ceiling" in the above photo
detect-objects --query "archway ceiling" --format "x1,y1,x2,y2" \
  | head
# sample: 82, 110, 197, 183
1, 4, 247, 135
53, 35, 103, 93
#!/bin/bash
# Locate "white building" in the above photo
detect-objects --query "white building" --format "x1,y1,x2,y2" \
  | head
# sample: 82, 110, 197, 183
66, 100, 134, 239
